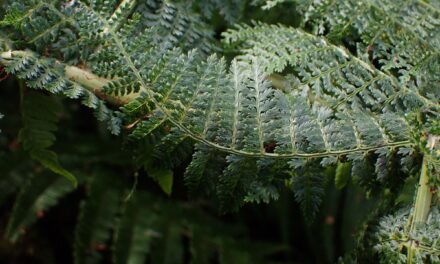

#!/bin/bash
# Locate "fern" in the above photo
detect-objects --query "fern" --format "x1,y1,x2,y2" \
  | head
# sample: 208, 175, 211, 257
0, 0, 438, 262
136, 0, 217, 54
289, 160, 326, 220
1, 0, 422, 160
74, 170, 125, 264
374, 207, 440, 263
5, 170, 82, 242
0, 0, 435, 200
192, 0, 246, 23
0, 151, 29, 205
18, 91, 77, 185
113, 192, 155, 264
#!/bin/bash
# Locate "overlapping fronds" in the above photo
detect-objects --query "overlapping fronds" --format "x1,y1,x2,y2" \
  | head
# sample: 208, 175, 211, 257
374, 208, 440, 263
0, 0, 437, 228
2, 0, 427, 161
0, 1, 438, 262
2, 0, 435, 214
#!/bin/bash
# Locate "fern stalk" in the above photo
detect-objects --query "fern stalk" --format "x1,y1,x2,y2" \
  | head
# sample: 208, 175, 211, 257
406, 135, 439, 263
412, 135, 438, 225
412, 155, 432, 225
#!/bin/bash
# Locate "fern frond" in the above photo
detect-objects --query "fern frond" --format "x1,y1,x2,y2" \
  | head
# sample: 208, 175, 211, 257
184, 144, 226, 197
289, 160, 325, 221
224, 22, 438, 112
74, 170, 125, 264
73, 2, 421, 159
0, 0, 85, 61
374, 207, 440, 263
192, 0, 246, 23
0, 152, 29, 205
5, 171, 81, 242
18, 92, 77, 185
113, 192, 154, 264
136, 0, 217, 54
151, 129, 193, 168
0, 50, 123, 134
294, 0, 440, 86
2, 1, 420, 161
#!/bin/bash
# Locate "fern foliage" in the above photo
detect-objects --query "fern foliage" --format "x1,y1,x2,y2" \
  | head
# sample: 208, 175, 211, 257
18, 91, 77, 185
1, 0, 429, 161
0, 0, 436, 210
74, 170, 125, 264
374, 208, 440, 263
0, 0, 439, 262
5, 170, 81, 242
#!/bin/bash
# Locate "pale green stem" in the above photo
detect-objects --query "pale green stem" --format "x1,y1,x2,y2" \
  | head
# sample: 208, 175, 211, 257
407, 135, 438, 263
412, 156, 431, 224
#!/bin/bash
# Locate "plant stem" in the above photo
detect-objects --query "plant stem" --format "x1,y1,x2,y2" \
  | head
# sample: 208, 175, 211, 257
407, 135, 438, 263
412, 155, 431, 225
412, 135, 438, 226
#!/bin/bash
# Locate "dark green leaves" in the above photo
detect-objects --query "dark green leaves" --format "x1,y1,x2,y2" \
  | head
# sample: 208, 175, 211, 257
18, 92, 77, 186
6, 171, 80, 242
335, 161, 351, 189
290, 161, 326, 221
74, 171, 125, 264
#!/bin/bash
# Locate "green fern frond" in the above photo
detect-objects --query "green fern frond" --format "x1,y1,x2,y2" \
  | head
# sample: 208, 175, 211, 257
192, 0, 246, 23
293, 0, 440, 85
0, 50, 122, 134
374, 207, 440, 263
113, 192, 155, 264
2, 1, 420, 161
0, 0, 85, 61
74, 170, 125, 264
0, 0, 438, 239
184, 144, 226, 198
5, 171, 82, 242
289, 160, 326, 221
0, 152, 29, 205
223, 22, 438, 113
151, 129, 193, 168
136, 0, 217, 53
18, 92, 77, 185
67, 1, 417, 159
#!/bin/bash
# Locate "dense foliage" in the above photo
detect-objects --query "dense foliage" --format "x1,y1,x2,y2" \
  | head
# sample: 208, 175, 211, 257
0, 0, 438, 263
